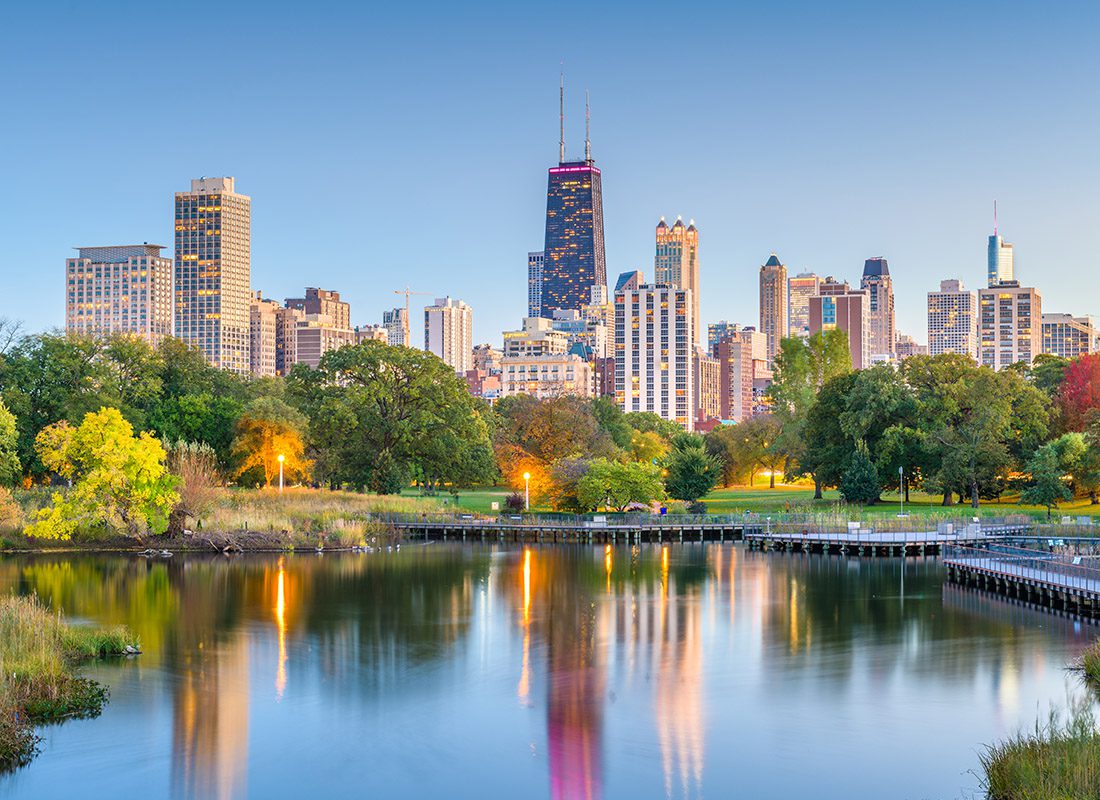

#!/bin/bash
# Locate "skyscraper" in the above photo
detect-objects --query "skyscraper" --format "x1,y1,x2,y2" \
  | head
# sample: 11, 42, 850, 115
988, 210, 1015, 288
809, 278, 870, 369
654, 217, 700, 346
249, 291, 279, 377
786, 272, 820, 339
541, 83, 606, 315
860, 257, 895, 358
758, 254, 787, 368
978, 283, 1041, 370
65, 244, 173, 345
424, 297, 473, 374
382, 307, 409, 347
174, 177, 251, 374
527, 251, 545, 318
927, 279, 978, 358
615, 283, 694, 431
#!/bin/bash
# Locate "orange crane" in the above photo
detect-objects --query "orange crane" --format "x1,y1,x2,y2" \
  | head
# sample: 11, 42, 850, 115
393, 287, 431, 347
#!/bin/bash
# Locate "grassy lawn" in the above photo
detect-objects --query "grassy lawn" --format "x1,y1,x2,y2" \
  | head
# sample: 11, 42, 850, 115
701, 479, 1100, 520
398, 487, 512, 515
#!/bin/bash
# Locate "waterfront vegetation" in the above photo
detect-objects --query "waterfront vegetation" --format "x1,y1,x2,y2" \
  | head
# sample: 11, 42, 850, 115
0, 594, 135, 770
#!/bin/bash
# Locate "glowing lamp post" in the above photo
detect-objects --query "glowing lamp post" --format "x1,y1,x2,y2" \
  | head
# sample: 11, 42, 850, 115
523, 472, 531, 512
278, 453, 285, 493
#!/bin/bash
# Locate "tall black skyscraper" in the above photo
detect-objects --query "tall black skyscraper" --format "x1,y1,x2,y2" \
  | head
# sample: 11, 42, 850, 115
541, 81, 606, 315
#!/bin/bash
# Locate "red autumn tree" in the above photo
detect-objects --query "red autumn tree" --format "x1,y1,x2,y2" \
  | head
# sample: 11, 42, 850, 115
1059, 354, 1100, 431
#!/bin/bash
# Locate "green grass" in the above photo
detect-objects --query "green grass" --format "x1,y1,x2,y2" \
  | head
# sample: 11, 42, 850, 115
398, 487, 512, 515
981, 701, 1100, 800
0, 594, 137, 770
1080, 641, 1100, 688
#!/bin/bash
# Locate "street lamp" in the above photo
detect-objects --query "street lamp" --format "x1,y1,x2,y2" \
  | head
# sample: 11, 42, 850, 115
523, 472, 531, 511
898, 465, 904, 517
278, 453, 285, 493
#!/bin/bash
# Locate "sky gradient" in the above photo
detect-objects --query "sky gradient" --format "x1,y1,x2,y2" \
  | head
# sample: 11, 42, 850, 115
4, 0, 1100, 346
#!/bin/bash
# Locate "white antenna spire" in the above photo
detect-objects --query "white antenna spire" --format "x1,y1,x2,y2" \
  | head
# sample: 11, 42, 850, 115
585, 89, 591, 162
559, 71, 565, 164
993, 199, 998, 236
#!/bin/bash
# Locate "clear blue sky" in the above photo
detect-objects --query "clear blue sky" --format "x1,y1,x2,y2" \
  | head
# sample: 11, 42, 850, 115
4, 0, 1099, 346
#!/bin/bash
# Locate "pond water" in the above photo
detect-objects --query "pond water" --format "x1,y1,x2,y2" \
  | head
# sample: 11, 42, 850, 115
0, 545, 1093, 799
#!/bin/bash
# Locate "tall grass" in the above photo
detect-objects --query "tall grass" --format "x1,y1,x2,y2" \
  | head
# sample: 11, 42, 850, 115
0, 594, 135, 770
980, 700, 1100, 800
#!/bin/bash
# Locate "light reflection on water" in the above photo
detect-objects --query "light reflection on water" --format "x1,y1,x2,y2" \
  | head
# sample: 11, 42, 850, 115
0, 545, 1093, 800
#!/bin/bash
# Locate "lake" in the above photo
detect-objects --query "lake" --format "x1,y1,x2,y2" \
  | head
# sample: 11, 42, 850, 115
0, 545, 1093, 799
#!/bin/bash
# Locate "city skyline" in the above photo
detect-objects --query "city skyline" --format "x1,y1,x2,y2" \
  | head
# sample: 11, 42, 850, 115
8, 1, 1100, 348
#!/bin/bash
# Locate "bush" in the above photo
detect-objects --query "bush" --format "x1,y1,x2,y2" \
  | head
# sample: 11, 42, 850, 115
505, 493, 525, 512
686, 500, 707, 515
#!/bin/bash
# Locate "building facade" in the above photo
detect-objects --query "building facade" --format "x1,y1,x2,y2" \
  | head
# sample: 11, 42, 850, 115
713, 326, 768, 423
500, 353, 593, 399
895, 334, 928, 360
249, 291, 279, 377
294, 314, 355, 368
424, 297, 473, 374
927, 279, 978, 358
174, 176, 251, 373
1042, 313, 1098, 360
65, 244, 173, 345
809, 278, 870, 370
527, 251, 544, 318
988, 233, 1015, 287
787, 272, 820, 339
655, 217, 701, 346
355, 325, 388, 344
274, 306, 303, 376
614, 283, 694, 431
860, 257, 895, 359
382, 307, 408, 347
541, 147, 606, 315
503, 317, 570, 358
758, 254, 787, 369
978, 283, 1042, 370
285, 288, 350, 331
694, 347, 721, 427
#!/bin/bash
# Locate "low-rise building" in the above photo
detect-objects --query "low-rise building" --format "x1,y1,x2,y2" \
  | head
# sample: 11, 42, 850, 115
500, 353, 593, 399
1042, 313, 1098, 360
502, 317, 570, 358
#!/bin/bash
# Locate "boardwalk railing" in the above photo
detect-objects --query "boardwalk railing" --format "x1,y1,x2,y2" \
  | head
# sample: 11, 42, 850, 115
944, 542, 1100, 595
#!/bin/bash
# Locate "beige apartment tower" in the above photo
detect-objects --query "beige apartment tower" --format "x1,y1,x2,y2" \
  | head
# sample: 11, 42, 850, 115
249, 292, 280, 377
861, 258, 895, 359
978, 283, 1042, 370
424, 297, 473, 374
65, 244, 173, 345
655, 217, 701, 346
758, 254, 787, 368
174, 177, 251, 374
927, 279, 978, 358
787, 272, 820, 339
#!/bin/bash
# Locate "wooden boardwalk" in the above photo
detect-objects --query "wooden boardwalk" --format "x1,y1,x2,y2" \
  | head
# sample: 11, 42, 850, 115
944, 545, 1100, 617
743, 523, 1030, 556
386, 517, 759, 544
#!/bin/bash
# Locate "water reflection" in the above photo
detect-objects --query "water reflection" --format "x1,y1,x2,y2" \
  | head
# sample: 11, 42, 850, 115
0, 546, 1093, 800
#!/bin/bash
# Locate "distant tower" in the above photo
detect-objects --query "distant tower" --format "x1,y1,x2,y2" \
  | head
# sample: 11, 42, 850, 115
541, 79, 607, 315
528, 251, 545, 318
654, 217, 701, 346
758, 254, 787, 368
988, 202, 1015, 287
860, 257, 895, 358
786, 272, 821, 339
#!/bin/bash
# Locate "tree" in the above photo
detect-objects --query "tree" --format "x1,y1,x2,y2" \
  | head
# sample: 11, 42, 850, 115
289, 341, 494, 494
1030, 353, 1070, 398
664, 443, 720, 503
0, 399, 20, 486
232, 397, 310, 487
622, 412, 683, 443
546, 456, 592, 513
1059, 354, 1100, 432
628, 430, 669, 464
734, 414, 785, 488
27, 407, 178, 540
591, 397, 633, 449
166, 440, 220, 529
1020, 443, 1071, 519
704, 424, 751, 486
839, 442, 880, 505
801, 373, 858, 497
576, 459, 664, 512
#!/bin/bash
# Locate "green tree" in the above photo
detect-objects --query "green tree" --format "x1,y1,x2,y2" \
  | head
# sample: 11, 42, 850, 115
664, 443, 720, 503
546, 456, 592, 513
232, 397, 311, 487
27, 407, 178, 540
576, 459, 664, 512
623, 412, 683, 443
703, 424, 752, 486
801, 373, 858, 497
289, 341, 494, 494
0, 399, 20, 486
1020, 443, 1071, 519
839, 442, 880, 505
591, 397, 633, 449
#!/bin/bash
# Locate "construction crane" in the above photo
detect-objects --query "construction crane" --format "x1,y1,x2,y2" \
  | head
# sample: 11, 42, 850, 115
393, 286, 431, 347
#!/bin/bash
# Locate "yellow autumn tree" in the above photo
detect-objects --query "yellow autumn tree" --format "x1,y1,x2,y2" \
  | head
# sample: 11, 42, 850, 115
232, 397, 311, 487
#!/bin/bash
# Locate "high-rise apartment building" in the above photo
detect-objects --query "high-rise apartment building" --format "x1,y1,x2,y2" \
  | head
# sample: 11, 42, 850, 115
988, 233, 1015, 287
65, 244, 173, 345
787, 272, 820, 339
614, 270, 643, 294
615, 283, 695, 431
424, 297, 473, 374
355, 325, 388, 344
541, 86, 606, 315
655, 217, 701, 346
174, 177, 251, 373
809, 278, 870, 369
694, 348, 721, 427
294, 314, 355, 368
249, 292, 279, 377
714, 326, 768, 423
274, 306, 303, 376
551, 309, 609, 360
285, 288, 350, 331
1042, 313, 1098, 360
758, 254, 787, 368
927, 279, 978, 358
382, 307, 409, 347
503, 317, 570, 358
527, 251, 545, 318
861, 258, 895, 358
978, 283, 1042, 370
707, 321, 741, 353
